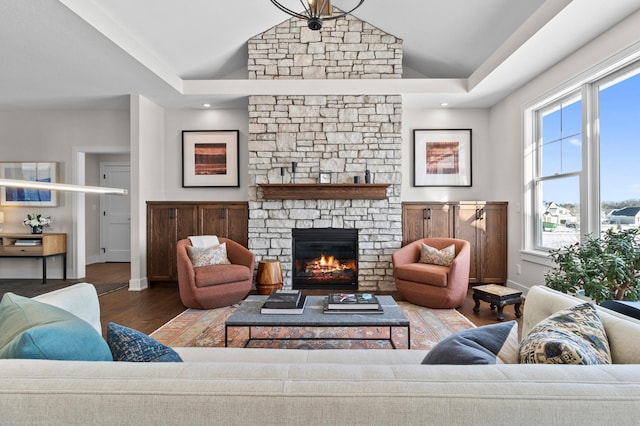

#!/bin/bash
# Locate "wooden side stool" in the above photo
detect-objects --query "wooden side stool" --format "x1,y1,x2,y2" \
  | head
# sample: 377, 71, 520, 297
256, 259, 283, 295
472, 284, 523, 321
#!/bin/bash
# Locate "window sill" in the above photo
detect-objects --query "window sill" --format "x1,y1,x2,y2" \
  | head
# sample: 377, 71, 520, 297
520, 249, 555, 268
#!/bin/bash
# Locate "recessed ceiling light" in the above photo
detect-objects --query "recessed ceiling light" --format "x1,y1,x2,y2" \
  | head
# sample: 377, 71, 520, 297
440, 102, 449, 107
202, 103, 211, 108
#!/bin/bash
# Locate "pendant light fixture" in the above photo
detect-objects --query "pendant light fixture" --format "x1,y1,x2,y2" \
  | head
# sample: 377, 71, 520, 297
0, 178, 128, 196
270, 0, 364, 30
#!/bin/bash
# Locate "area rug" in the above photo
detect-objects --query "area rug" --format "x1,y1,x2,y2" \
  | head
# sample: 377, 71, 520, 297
150, 301, 475, 350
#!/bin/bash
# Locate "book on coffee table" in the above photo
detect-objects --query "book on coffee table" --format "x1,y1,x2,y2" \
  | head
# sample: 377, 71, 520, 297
262, 290, 302, 309
261, 295, 307, 314
326, 293, 380, 310
323, 304, 383, 314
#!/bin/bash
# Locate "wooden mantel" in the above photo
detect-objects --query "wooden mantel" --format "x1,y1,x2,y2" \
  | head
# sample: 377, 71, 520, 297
258, 183, 390, 200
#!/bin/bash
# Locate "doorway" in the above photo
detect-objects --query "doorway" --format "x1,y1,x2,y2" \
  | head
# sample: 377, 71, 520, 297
73, 146, 130, 280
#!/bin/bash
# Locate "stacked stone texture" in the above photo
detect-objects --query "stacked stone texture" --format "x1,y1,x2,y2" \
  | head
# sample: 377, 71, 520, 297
247, 13, 403, 291
248, 13, 403, 80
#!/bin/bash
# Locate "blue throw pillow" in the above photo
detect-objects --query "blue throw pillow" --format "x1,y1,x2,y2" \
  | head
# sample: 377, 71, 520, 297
106, 322, 183, 362
421, 321, 519, 365
0, 292, 113, 361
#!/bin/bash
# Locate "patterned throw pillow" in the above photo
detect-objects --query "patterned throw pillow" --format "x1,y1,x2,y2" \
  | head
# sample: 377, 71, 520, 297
421, 321, 519, 365
519, 303, 611, 365
106, 322, 182, 362
419, 243, 455, 266
187, 243, 231, 267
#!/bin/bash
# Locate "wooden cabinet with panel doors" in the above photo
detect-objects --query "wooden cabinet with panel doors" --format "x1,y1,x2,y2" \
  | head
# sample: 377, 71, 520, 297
402, 202, 454, 245
198, 203, 248, 246
146, 201, 248, 282
401, 201, 508, 285
453, 202, 508, 285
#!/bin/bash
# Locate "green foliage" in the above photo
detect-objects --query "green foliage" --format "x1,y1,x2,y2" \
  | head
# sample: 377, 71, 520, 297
545, 228, 640, 304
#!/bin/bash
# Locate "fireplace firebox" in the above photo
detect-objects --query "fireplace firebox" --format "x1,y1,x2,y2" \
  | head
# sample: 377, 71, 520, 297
292, 228, 358, 290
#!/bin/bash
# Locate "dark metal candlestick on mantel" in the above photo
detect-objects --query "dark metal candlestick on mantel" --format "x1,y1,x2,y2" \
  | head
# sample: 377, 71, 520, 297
258, 183, 390, 200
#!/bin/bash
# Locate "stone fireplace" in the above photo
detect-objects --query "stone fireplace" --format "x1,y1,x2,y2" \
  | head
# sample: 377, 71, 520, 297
247, 13, 403, 291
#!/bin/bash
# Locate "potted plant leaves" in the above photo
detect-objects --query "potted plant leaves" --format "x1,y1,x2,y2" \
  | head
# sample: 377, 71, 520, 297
545, 228, 640, 305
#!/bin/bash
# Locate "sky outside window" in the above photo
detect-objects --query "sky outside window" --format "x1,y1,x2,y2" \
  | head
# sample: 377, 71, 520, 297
599, 71, 640, 205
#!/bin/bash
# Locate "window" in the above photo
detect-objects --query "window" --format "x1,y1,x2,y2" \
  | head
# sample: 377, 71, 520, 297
535, 94, 582, 249
526, 58, 640, 253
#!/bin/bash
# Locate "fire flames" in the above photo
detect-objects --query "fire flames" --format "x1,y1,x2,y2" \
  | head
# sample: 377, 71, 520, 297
304, 254, 356, 277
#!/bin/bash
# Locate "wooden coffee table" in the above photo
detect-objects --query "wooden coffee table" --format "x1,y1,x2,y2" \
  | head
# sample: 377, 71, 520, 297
225, 295, 410, 349
472, 284, 523, 321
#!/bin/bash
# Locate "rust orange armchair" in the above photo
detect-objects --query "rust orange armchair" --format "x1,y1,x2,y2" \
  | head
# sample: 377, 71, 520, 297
392, 238, 470, 309
176, 238, 255, 309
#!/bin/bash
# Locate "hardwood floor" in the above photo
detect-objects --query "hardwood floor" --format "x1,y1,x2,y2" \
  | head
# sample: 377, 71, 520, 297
92, 263, 523, 337
83, 262, 183, 336
85, 262, 132, 285
99, 284, 184, 336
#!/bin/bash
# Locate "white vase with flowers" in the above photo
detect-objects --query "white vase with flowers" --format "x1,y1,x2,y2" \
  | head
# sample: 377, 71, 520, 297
23, 213, 52, 234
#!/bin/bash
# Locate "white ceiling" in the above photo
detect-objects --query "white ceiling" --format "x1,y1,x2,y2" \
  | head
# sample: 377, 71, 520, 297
0, 0, 639, 110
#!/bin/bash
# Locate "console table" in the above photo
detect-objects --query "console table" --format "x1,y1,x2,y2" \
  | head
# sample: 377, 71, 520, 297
0, 233, 67, 283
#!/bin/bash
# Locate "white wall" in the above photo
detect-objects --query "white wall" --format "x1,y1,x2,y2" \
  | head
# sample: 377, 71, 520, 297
400, 108, 492, 202
130, 95, 165, 290
0, 110, 129, 279
490, 9, 640, 293
162, 108, 249, 201
0, 105, 248, 282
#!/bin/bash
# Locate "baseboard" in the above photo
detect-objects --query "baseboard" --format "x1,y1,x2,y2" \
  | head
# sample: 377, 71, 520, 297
507, 279, 533, 296
129, 277, 148, 291
85, 255, 103, 265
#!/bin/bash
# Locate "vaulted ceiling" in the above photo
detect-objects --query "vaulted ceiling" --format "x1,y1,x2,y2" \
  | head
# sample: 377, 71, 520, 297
0, 0, 638, 110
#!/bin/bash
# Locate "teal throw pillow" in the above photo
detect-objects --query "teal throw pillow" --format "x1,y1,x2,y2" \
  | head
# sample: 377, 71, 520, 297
421, 321, 519, 365
519, 302, 611, 364
106, 322, 183, 362
0, 292, 113, 361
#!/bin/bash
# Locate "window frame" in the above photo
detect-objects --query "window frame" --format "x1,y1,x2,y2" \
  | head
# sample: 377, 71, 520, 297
532, 91, 584, 251
522, 47, 640, 262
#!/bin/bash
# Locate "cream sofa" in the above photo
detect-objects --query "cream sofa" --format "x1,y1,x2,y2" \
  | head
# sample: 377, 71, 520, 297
1, 284, 640, 426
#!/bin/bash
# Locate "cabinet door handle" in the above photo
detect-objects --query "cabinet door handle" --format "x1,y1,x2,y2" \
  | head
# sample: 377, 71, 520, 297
426, 208, 431, 220
168, 208, 175, 219
476, 208, 485, 220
